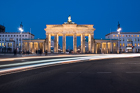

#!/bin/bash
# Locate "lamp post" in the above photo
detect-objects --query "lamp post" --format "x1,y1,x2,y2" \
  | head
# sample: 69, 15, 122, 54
117, 22, 121, 54
19, 22, 23, 54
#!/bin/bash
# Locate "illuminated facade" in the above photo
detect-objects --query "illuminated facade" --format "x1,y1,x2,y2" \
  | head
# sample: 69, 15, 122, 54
0, 32, 34, 52
23, 16, 118, 54
106, 32, 140, 53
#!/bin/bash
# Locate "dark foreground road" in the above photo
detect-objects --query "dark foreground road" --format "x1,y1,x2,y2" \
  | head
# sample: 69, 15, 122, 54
0, 57, 140, 93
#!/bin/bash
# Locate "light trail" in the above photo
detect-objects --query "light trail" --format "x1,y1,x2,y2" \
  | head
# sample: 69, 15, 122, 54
0, 54, 140, 76
0, 54, 90, 62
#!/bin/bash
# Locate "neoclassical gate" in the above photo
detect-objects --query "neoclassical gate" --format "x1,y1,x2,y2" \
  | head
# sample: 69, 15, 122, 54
44, 16, 95, 53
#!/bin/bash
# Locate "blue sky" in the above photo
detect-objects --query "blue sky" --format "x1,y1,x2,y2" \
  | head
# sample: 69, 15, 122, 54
0, 0, 140, 49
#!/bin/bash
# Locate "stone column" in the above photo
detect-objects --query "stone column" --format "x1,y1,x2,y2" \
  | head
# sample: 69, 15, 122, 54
106, 42, 108, 54
45, 34, 49, 51
73, 34, 77, 53
22, 42, 24, 51
32, 42, 34, 53
117, 42, 119, 53
81, 34, 85, 53
110, 42, 112, 53
48, 34, 51, 53
91, 34, 94, 53
112, 42, 114, 53
100, 42, 102, 54
42, 42, 44, 53
27, 42, 29, 51
38, 42, 40, 50
63, 34, 66, 53
88, 34, 91, 53
95, 43, 97, 54
45, 34, 51, 53
54, 34, 59, 53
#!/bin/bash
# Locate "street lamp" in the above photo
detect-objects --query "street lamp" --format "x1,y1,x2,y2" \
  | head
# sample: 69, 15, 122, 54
19, 22, 23, 54
117, 22, 121, 53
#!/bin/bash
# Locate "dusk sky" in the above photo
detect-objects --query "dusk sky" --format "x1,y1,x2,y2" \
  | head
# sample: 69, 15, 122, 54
0, 0, 140, 49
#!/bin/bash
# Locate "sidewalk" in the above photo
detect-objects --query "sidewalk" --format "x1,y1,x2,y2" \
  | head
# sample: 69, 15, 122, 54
0, 53, 38, 58
0, 53, 71, 59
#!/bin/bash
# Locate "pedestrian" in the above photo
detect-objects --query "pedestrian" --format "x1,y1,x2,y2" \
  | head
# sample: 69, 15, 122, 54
14, 49, 16, 55
36, 50, 37, 54
40, 49, 42, 56
45, 50, 47, 56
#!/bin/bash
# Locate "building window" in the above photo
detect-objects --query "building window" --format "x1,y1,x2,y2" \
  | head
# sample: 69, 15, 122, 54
11, 35, 13, 37
138, 43, 140, 47
0, 38, 1, 41
120, 35, 121, 37
2, 38, 4, 41
8, 43, 12, 47
2, 43, 4, 46
126, 35, 127, 37
123, 38, 124, 41
131, 35, 133, 37
17, 35, 18, 37
25, 35, 27, 37
122, 35, 124, 37
116, 35, 118, 37
128, 35, 130, 37
135, 43, 137, 47
113, 35, 115, 37
120, 43, 121, 47
137, 35, 139, 37
14, 35, 15, 37
127, 39, 132, 42
127, 43, 132, 46
0, 43, 1, 46
19, 43, 21, 46
8, 35, 10, 37
5, 35, 7, 37
5, 38, 7, 41
16, 38, 18, 41
134, 38, 136, 41
123, 43, 125, 46
0, 35, 1, 37
135, 35, 136, 37
3, 35, 4, 37
9, 38, 14, 41
138, 38, 139, 41
113, 43, 116, 47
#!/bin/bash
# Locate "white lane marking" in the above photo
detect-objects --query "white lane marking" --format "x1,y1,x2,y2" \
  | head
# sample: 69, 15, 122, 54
97, 72, 112, 73
126, 72, 140, 73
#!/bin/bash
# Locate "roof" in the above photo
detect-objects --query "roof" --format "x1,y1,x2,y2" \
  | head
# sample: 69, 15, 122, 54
0, 32, 35, 36
105, 31, 140, 36
23, 38, 45, 40
94, 39, 118, 40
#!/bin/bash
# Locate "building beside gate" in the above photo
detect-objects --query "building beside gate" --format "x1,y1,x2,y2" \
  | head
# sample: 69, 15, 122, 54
0, 32, 34, 52
106, 32, 140, 53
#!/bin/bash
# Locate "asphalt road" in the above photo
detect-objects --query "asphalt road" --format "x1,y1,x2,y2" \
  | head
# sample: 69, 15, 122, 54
0, 57, 140, 93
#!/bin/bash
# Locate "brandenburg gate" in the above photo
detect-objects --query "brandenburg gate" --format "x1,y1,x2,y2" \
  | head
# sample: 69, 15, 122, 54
44, 15, 95, 53
22, 16, 118, 54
